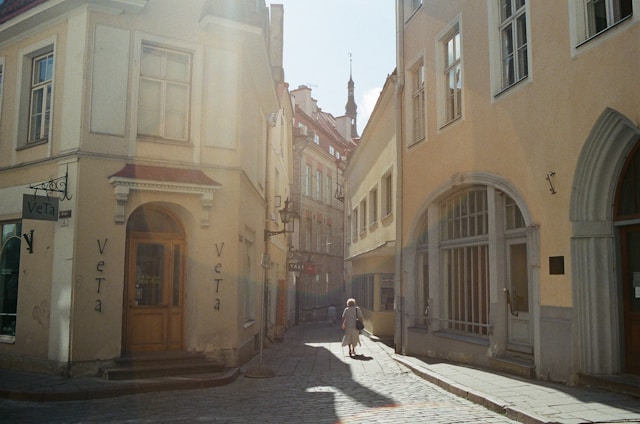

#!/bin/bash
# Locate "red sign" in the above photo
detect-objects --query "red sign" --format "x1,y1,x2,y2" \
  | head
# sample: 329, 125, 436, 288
303, 263, 316, 276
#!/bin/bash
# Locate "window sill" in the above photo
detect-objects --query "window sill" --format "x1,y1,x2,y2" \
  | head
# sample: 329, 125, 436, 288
577, 14, 633, 49
407, 136, 426, 148
439, 116, 462, 131
243, 320, 256, 329
381, 212, 393, 224
494, 75, 529, 99
137, 136, 192, 146
16, 139, 48, 151
0, 335, 16, 344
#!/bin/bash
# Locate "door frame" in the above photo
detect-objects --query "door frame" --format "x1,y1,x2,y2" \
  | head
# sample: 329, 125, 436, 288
505, 237, 533, 355
619, 224, 640, 374
122, 207, 185, 354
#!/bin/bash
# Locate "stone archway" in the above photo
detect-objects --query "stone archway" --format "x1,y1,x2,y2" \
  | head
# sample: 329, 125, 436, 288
570, 108, 640, 375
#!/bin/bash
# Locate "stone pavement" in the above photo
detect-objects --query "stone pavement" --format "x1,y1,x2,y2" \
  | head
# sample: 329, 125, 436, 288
0, 322, 639, 424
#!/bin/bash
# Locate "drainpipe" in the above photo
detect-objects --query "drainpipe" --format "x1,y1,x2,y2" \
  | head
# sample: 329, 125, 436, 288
394, 0, 405, 355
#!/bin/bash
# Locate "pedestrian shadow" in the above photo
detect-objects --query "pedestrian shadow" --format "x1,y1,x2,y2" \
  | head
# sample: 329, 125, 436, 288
256, 322, 398, 414
348, 353, 373, 361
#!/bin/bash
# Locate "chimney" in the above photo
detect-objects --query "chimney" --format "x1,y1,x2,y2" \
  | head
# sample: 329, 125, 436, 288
270, 4, 284, 83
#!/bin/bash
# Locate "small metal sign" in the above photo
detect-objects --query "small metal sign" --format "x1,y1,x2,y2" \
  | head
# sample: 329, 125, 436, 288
22, 194, 59, 221
288, 262, 305, 272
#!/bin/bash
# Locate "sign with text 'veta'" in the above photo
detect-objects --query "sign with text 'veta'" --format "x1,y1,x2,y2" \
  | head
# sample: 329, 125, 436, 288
22, 194, 59, 221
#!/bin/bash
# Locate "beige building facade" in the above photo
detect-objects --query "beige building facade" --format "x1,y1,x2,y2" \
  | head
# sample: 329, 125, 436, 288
289, 86, 352, 323
0, 0, 291, 375
344, 73, 397, 338
396, 0, 640, 383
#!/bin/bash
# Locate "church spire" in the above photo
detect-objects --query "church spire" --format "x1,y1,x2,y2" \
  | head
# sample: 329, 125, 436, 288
345, 53, 358, 138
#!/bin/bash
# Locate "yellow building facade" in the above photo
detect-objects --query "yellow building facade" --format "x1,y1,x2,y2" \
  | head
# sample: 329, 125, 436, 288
0, 0, 290, 375
344, 74, 397, 338
396, 0, 640, 383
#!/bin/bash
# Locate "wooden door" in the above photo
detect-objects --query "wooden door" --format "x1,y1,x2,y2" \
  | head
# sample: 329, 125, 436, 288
124, 237, 184, 352
621, 225, 640, 374
122, 204, 186, 354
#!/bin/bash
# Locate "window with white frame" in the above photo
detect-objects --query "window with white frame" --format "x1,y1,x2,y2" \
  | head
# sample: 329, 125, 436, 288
410, 60, 425, 144
29, 52, 54, 143
326, 175, 332, 205
383, 172, 393, 217
326, 226, 332, 254
369, 187, 378, 225
304, 164, 312, 196
498, 0, 528, 90
138, 44, 191, 141
440, 188, 489, 336
407, 0, 423, 17
352, 208, 359, 242
0, 222, 21, 342
443, 26, 462, 125
582, 0, 632, 40
360, 199, 367, 233
305, 219, 312, 251
315, 170, 322, 201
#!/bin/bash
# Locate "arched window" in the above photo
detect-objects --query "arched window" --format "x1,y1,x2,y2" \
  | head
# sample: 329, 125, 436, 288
416, 184, 529, 339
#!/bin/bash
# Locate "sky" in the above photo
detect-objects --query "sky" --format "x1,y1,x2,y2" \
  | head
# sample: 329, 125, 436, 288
276, 1, 396, 136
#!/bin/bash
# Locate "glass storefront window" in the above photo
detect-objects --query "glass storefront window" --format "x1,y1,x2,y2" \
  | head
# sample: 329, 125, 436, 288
0, 222, 21, 340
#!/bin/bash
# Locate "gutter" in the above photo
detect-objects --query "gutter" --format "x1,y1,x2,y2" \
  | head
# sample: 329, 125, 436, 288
393, 0, 405, 355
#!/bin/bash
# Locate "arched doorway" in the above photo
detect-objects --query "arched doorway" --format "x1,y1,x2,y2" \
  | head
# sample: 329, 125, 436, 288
123, 205, 185, 353
614, 142, 640, 374
570, 108, 640, 376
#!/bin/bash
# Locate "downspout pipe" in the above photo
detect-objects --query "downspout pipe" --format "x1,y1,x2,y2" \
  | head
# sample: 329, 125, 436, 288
394, 0, 405, 355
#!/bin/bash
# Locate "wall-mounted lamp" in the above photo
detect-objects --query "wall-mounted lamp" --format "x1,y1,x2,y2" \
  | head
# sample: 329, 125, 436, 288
546, 171, 557, 195
265, 198, 294, 240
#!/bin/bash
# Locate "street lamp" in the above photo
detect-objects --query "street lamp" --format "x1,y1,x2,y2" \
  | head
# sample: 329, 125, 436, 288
248, 199, 295, 379
264, 198, 294, 240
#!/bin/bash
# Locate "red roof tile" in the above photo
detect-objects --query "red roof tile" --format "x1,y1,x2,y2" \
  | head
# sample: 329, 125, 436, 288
0, 0, 48, 24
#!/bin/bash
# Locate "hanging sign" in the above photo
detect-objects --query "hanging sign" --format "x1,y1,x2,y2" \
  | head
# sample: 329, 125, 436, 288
22, 194, 59, 221
288, 262, 305, 272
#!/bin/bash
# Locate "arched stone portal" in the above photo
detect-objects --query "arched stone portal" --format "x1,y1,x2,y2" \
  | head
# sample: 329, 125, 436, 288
570, 108, 640, 375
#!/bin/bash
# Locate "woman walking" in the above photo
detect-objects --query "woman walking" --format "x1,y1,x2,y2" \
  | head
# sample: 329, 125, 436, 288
341, 298, 363, 356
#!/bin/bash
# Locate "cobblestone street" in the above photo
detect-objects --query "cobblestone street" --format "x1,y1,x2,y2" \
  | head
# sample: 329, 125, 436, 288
0, 323, 517, 423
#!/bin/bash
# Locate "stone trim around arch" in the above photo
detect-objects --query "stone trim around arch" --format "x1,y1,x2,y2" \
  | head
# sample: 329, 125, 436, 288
570, 108, 640, 375
406, 172, 534, 239
401, 172, 541, 370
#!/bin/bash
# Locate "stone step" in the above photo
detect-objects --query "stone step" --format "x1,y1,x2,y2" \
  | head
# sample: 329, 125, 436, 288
488, 356, 535, 379
578, 373, 640, 399
101, 351, 225, 381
